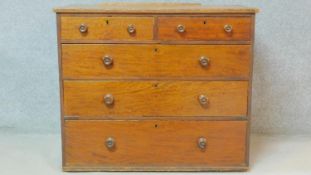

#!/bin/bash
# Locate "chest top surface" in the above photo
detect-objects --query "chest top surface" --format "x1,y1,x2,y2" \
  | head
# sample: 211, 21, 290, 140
54, 2, 259, 14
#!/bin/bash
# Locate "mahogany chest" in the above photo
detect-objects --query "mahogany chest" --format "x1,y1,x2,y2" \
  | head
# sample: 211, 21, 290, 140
54, 3, 258, 172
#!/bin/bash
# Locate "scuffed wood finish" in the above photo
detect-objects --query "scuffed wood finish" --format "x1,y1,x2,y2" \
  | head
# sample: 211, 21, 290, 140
64, 120, 247, 169
61, 16, 154, 41
54, 3, 259, 14
158, 17, 252, 41
62, 44, 251, 80
63, 81, 248, 118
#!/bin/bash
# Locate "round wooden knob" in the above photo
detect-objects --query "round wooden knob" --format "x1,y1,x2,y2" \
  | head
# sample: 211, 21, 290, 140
102, 55, 113, 66
127, 24, 136, 34
198, 137, 207, 149
104, 94, 114, 105
177, 24, 186, 33
79, 24, 88, 33
198, 95, 208, 105
224, 24, 233, 33
199, 56, 210, 67
106, 137, 115, 149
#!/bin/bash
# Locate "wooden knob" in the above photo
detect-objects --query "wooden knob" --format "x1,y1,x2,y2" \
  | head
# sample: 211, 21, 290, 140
177, 24, 186, 33
198, 95, 208, 105
224, 24, 233, 33
104, 94, 114, 105
198, 137, 207, 149
199, 56, 210, 67
102, 55, 113, 66
79, 24, 88, 33
105, 137, 115, 149
127, 24, 136, 34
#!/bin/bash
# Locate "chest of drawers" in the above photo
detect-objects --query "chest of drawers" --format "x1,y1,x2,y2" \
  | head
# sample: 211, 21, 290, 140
54, 3, 258, 172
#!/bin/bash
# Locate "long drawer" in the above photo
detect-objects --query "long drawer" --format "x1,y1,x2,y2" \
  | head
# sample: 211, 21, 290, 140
63, 81, 248, 118
62, 44, 251, 80
64, 120, 247, 170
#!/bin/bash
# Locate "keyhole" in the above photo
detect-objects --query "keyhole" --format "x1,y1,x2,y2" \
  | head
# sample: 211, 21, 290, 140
106, 20, 109, 25
154, 48, 158, 52
203, 21, 206, 24
154, 124, 158, 128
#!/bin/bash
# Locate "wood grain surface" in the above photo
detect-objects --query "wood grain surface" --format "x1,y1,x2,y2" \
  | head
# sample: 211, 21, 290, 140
64, 120, 247, 169
61, 16, 154, 40
62, 44, 251, 80
63, 81, 248, 118
158, 16, 252, 41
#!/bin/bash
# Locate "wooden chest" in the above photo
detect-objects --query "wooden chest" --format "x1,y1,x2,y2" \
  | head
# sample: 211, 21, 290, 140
54, 3, 258, 172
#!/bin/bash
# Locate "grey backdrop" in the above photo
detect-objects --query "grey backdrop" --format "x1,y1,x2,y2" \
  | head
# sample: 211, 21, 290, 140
1, 0, 310, 134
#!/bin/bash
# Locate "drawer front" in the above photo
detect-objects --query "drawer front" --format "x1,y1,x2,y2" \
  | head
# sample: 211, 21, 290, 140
64, 120, 247, 168
63, 81, 248, 118
158, 17, 252, 41
62, 44, 250, 79
61, 17, 154, 41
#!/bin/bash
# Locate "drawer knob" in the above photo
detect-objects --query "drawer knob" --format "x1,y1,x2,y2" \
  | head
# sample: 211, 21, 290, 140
198, 137, 207, 149
105, 137, 115, 149
199, 56, 210, 67
104, 94, 114, 105
177, 24, 186, 33
102, 55, 113, 66
127, 24, 136, 34
198, 95, 208, 105
224, 24, 233, 33
79, 24, 88, 33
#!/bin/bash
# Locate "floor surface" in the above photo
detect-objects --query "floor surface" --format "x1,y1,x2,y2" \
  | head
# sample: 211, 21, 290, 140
0, 134, 310, 175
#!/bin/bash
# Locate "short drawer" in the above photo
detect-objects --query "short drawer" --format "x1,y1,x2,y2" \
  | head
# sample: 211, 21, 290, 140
158, 16, 252, 41
64, 120, 247, 170
63, 81, 248, 118
60, 16, 154, 41
62, 44, 251, 80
